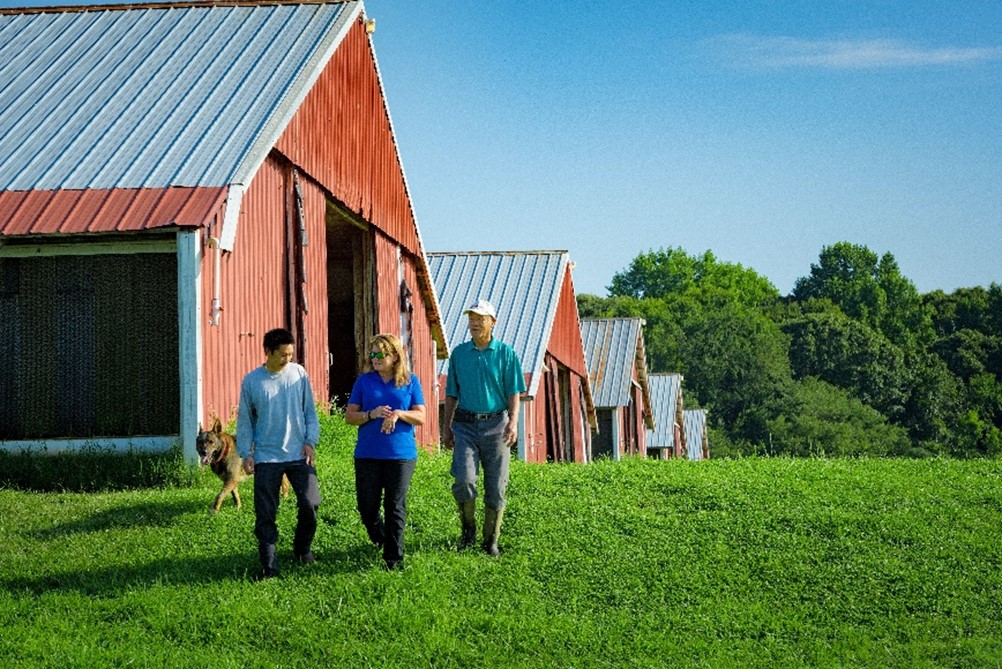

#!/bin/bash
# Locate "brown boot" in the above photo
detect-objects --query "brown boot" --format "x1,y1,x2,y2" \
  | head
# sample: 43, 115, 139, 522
458, 500, 477, 550
483, 506, 504, 557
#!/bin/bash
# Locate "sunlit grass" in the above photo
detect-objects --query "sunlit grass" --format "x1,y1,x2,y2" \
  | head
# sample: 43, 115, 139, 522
2, 422, 1001, 667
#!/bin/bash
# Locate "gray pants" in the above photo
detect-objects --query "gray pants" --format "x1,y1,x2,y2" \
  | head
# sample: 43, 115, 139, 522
451, 414, 510, 510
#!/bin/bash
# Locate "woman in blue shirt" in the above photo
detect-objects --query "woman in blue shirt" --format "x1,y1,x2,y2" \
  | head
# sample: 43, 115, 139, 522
345, 333, 425, 570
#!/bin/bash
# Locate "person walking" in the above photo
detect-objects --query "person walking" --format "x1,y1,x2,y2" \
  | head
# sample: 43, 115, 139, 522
345, 333, 426, 570
442, 299, 525, 556
237, 328, 321, 580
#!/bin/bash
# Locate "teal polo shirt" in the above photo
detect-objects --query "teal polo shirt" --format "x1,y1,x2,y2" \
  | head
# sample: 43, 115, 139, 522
446, 338, 526, 413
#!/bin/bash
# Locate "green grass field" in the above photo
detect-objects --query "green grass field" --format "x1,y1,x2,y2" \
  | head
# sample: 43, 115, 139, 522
2, 437, 1001, 667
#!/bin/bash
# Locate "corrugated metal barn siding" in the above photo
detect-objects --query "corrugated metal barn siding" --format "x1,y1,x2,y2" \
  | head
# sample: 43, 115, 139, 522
275, 19, 418, 255
298, 171, 331, 396
202, 154, 289, 423
374, 232, 399, 336
429, 251, 567, 395
683, 409, 708, 460
524, 399, 542, 461
546, 264, 588, 378
581, 318, 642, 408
403, 254, 439, 446
0, 3, 354, 193
646, 373, 680, 449
0, 186, 226, 236
630, 372, 648, 453
542, 266, 594, 461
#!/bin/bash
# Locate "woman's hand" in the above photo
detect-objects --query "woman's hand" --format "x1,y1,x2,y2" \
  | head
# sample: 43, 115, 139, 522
380, 409, 399, 434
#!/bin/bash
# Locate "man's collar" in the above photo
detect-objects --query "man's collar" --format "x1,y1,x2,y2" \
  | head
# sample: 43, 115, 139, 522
467, 336, 498, 351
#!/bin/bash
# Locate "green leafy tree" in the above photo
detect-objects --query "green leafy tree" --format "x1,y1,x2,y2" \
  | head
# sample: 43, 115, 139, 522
594, 249, 792, 450
925, 284, 1002, 340
765, 377, 911, 457
608, 247, 781, 309
924, 285, 1002, 455
955, 409, 1002, 458
899, 350, 963, 453
676, 296, 793, 441
793, 242, 932, 348
783, 306, 909, 422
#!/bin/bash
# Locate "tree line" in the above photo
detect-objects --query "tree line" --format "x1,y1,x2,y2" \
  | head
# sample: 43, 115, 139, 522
578, 243, 1002, 458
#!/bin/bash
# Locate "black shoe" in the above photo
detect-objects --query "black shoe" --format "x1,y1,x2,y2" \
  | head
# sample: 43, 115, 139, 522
253, 567, 280, 581
295, 551, 316, 565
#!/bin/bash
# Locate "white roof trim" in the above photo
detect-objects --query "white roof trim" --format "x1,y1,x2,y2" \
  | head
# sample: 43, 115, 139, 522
219, 183, 243, 251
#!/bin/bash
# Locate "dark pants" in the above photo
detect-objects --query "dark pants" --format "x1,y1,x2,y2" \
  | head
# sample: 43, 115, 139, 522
254, 460, 321, 570
354, 458, 416, 564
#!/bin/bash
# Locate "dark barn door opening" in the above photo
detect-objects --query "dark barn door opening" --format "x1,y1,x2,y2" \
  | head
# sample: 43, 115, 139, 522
325, 202, 374, 407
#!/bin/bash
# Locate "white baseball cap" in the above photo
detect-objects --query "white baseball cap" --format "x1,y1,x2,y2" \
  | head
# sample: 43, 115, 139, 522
463, 299, 497, 319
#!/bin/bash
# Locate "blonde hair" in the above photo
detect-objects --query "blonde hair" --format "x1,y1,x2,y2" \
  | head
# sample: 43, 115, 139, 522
367, 333, 411, 387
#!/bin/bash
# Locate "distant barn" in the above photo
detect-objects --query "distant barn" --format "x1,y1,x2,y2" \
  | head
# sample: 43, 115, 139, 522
580, 318, 654, 459
429, 251, 596, 463
646, 373, 686, 459
683, 409, 710, 461
0, 1, 448, 458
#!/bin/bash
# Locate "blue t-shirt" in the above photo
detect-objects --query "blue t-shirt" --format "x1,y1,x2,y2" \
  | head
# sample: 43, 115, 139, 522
348, 372, 425, 460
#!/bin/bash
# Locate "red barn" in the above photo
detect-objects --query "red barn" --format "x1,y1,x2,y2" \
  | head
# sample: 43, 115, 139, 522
580, 318, 654, 459
428, 251, 597, 463
0, 1, 447, 458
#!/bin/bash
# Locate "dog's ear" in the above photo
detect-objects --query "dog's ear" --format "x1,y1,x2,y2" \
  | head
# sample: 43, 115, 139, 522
212, 416, 223, 434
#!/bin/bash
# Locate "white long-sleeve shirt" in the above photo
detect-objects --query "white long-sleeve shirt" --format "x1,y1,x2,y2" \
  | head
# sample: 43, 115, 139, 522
236, 363, 320, 463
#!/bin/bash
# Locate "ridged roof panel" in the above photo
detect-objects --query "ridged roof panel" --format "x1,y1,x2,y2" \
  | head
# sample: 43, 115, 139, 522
683, 408, 707, 461
0, 2, 355, 192
428, 251, 569, 397
646, 372, 682, 449
580, 317, 642, 408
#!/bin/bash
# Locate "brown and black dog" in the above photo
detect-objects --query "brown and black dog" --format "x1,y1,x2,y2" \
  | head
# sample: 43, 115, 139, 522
196, 418, 289, 513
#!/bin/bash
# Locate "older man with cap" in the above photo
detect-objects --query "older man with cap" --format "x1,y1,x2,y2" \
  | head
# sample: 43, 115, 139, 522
442, 299, 526, 556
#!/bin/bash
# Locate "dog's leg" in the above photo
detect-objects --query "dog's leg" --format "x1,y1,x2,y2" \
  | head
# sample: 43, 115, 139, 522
232, 487, 242, 509
211, 491, 225, 514
213, 480, 241, 513
280, 474, 290, 499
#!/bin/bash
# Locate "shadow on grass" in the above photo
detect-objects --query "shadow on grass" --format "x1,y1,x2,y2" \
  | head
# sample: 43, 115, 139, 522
2, 544, 380, 596
30, 499, 204, 541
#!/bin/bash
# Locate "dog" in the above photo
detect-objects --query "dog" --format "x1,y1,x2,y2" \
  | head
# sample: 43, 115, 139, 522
196, 418, 289, 513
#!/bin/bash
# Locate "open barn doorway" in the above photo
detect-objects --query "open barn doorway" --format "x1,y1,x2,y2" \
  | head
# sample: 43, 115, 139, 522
325, 201, 375, 407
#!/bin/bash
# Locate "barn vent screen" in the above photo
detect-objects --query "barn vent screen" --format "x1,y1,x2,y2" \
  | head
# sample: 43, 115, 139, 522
0, 253, 179, 440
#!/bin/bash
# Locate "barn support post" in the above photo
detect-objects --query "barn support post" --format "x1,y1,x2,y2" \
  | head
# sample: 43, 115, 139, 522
177, 230, 203, 465
516, 402, 527, 462
611, 408, 621, 461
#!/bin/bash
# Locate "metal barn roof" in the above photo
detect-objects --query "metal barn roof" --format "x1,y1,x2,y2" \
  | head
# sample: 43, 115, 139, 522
646, 372, 682, 450
683, 408, 708, 461
580, 317, 644, 408
0, 1, 359, 238
428, 250, 570, 398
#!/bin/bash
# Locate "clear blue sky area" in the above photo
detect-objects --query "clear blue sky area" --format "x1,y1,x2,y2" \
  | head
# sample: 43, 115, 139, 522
6, 1, 1001, 296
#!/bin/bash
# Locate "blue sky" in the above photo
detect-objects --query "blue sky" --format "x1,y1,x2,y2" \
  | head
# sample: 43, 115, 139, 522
364, 0, 1001, 296
6, 1, 1001, 296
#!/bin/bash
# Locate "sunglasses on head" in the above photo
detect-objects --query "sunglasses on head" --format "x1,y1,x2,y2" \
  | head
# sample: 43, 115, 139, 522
369, 351, 389, 359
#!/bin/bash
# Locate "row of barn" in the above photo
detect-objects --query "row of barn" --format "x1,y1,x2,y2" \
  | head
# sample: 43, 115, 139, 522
0, 0, 708, 463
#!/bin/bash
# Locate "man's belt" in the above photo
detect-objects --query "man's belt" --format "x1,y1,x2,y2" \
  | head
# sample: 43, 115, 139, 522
454, 409, 506, 423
